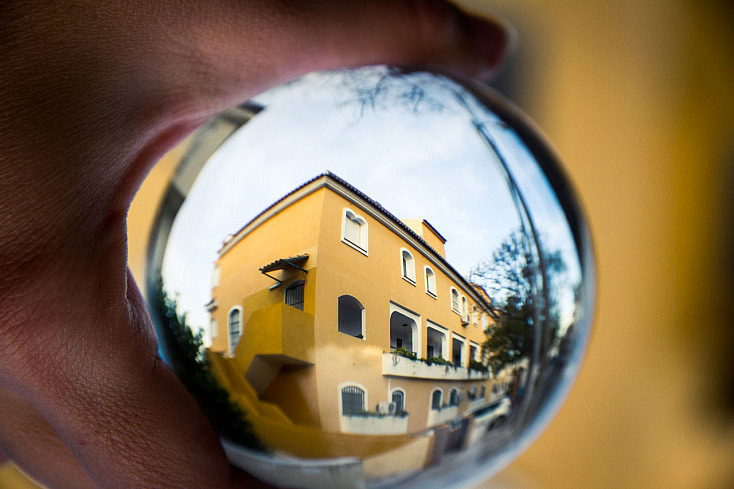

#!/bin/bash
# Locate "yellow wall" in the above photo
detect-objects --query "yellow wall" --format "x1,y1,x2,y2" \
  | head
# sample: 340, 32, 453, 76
206, 175, 496, 443
210, 187, 326, 354
312, 186, 492, 433
3, 2, 722, 486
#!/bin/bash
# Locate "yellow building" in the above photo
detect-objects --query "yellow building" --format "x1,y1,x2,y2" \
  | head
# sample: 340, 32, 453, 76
206, 173, 499, 472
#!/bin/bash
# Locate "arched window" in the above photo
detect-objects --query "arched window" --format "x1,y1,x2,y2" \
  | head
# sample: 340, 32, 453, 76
431, 389, 443, 410
424, 266, 437, 297
228, 307, 242, 355
341, 385, 365, 415
284, 280, 305, 311
451, 288, 460, 313
338, 295, 364, 338
400, 249, 416, 284
391, 389, 406, 414
449, 388, 459, 406
342, 209, 368, 254
462, 296, 468, 319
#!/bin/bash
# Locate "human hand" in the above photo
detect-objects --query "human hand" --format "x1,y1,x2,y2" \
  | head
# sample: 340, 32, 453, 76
0, 1, 507, 487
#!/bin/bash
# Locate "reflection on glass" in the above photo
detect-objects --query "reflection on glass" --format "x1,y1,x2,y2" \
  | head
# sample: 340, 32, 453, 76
146, 66, 594, 489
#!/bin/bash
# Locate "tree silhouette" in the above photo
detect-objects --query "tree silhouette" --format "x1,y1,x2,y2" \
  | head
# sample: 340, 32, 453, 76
152, 281, 266, 452
472, 229, 567, 375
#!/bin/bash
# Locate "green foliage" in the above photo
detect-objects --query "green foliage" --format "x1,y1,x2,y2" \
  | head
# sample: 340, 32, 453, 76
392, 346, 417, 361
153, 281, 266, 452
468, 359, 489, 373
483, 298, 532, 376
343, 410, 409, 418
424, 356, 453, 367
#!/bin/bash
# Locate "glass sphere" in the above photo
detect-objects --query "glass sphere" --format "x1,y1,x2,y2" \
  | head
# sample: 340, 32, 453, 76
146, 66, 594, 489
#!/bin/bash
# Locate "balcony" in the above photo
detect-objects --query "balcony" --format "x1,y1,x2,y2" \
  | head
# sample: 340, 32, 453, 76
234, 303, 315, 394
427, 405, 459, 427
340, 413, 409, 435
382, 352, 490, 381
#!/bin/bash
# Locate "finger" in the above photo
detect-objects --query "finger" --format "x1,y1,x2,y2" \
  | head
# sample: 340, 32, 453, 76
0, 2, 508, 488
1, 1, 509, 218
183, 0, 510, 108
3, 264, 240, 488
0, 386, 95, 489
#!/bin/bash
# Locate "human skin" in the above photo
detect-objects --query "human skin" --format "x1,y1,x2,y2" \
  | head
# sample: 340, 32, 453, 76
0, 1, 507, 487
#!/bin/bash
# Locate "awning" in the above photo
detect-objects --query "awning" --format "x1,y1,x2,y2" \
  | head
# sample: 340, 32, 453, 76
259, 254, 309, 273
259, 254, 309, 287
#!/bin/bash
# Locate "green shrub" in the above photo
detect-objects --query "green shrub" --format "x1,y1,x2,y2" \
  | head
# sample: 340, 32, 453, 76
392, 347, 417, 361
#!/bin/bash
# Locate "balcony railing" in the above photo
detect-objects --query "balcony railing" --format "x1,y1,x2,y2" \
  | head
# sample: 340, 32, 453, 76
382, 352, 490, 381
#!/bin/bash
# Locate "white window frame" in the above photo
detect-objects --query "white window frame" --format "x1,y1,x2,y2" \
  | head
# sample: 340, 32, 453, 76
430, 388, 443, 411
338, 382, 368, 416
390, 388, 406, 413
211, 263, 220, 288
341, 208, 368, 255
449, 388, 459, 406
389, 302, 422, 357
210, 318, 218, 339
450, 287, 460, 314
424, 266, 437, 298
338, 294, 366, 339
469, 341, 480, 362
400, 248, 416, 285
452, 333, 466, 367
227, 306, 243, 357
426, 320, 449, 360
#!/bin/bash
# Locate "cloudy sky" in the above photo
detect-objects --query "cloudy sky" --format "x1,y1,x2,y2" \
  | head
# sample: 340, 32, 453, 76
160, 68, 582, 341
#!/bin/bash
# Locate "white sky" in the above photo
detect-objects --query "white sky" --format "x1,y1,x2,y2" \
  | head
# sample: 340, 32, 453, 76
161, 68, 582, 342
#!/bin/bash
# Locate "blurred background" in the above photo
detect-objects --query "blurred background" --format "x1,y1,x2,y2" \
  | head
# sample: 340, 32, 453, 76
2, 0, 732, 487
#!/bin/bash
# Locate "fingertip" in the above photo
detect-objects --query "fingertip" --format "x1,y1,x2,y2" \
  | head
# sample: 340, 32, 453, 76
462, 13, 515, 81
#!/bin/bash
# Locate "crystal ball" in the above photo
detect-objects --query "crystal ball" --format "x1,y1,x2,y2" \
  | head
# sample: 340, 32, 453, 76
146, 66, 594, 489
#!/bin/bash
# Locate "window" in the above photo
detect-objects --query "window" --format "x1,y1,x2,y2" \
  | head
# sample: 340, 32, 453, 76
341, 385, 365, 415
228, 307, 242, 355
211, 264, 220, 287
338, 295, 364, 338
451, 288, 460, 313
342, 209, 368, 254
462, 297, 468, 320
424, 266, 437, 297
469, 343, 479, 362
431, 389, 443, 410
400, 249, 416, 284
389, 304, 420, 354
452, 335, 465, 367
449, 388, 458, 406
481, 313, 489, 330
284, 280, 304, 310
210, 318, 218, 339
426, 321, 448, 360
391, 389, 405, 414
480, 385, 486, 399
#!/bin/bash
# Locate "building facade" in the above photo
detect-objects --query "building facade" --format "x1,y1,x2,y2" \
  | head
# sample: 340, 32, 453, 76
206, 173, 502, 474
